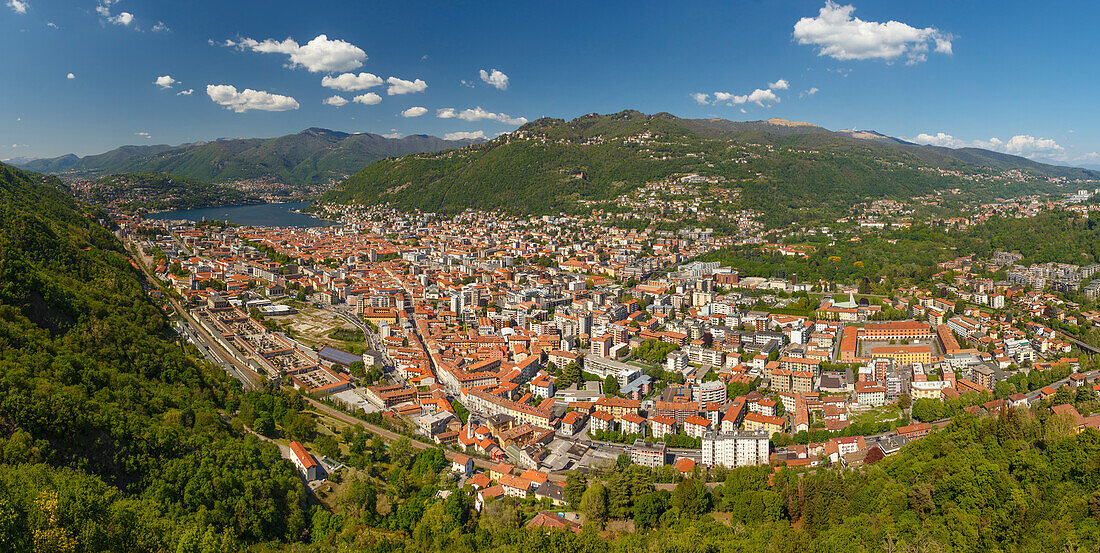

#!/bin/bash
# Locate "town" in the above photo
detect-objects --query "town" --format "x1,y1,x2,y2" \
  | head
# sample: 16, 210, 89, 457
112, 182, 1100, 519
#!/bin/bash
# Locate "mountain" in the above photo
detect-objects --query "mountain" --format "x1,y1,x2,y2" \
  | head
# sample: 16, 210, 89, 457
324, 110, 1098, 223
83, 172, 262, 211
20, 128, 483, 187
0, 162, 306, 548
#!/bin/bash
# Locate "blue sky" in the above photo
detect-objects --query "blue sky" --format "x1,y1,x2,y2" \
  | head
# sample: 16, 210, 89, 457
2, 0, 1097, 168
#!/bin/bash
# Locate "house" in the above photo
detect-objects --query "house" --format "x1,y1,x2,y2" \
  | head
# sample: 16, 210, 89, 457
855, 382, 886, 407
560, 411, 586, 435
498, 474, 533, 498
894, 422, 931, 440
743, 412, 785, 438
675, 457, 696, 476
649, 415, 677, 439
590, 410, 616, 432
451, 453, 474, 477
467, 473, 491, 490
683, 415, 712, 438
621, 412, 646, 435
489, 462, 515, 481
289, 441, 321, 481
532, 482, 568, 507
526, 511, 581, 534
475, 485, 506, 511
1007, 393, 1029, 408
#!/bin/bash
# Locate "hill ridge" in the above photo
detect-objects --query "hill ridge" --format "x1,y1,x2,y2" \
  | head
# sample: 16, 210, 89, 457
20, 128, 485, 187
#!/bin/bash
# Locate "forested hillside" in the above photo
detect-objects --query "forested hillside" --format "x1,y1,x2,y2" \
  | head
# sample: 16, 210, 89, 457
84, 172, 262, 211
698, 210, 1100, 290
0, 162, 306, 550
242, 410, 1100, 553
324, 111, 1096, 224
20, 129, 483, 187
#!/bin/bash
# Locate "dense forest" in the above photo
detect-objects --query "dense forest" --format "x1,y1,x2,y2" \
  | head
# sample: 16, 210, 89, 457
241, 410, 1100, 553
0, 163, 305, 550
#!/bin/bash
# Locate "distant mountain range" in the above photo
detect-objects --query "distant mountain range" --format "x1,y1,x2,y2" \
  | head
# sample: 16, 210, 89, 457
17, 128, 485, 187
322, 110, 1097, 223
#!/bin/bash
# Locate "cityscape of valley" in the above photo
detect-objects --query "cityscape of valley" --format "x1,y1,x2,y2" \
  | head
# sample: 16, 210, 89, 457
3, 2, 1100, 552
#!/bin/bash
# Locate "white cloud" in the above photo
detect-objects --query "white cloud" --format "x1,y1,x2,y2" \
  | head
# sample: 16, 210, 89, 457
978, 135, 1064, 157
911, 131, 1065, 160
206, 84, 299, 113
768, 79, 790, 90
236, 34, 367, 73
911, 132, 967, 148
691, 93, 710, 105
7, 0, 27, 14
479, 69, 509, 90
401, 106, 428, 118
444, 131, 486, 141
46, 21, 58, 28
799, 87, 820, 98
176, 88, 193, 96
110, 11, 133, 25
135, 131, 150, 138
321, 72, 383, 91
383, 131, 402, 139
352, 92, 381, 105
66, 72, 75, 79
154, 75, 176, 89
714, 88, 780, 107
386, 77, 427, 95
794, 2, 953, 65
322, 95, 348, 107
438, 106, 526, 125
152, 21, 168, 32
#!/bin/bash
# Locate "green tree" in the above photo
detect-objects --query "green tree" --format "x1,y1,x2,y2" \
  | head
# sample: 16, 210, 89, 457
911, 398, 944, 422
672, 478, 711, 517
897, 393, 912, 410
604, 375, 620, 396
564, 471, 588, 506
634, 491, 670, 530
580, 482, 608, 525
315, 435, 341, 460
349, 361, 366, 378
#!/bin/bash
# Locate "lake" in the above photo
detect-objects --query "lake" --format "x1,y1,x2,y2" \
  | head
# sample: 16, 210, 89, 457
146, 202, 333, 228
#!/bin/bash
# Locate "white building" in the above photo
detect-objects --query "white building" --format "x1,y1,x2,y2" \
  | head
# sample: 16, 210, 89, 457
585, 356, 643, 387
667, 351, 689, 374
700, 431, 770, 468
695, 380, 728, 406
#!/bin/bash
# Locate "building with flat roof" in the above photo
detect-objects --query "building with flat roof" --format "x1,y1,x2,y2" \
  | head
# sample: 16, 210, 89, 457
701, 431, 769, 468
630, 439, 667, 468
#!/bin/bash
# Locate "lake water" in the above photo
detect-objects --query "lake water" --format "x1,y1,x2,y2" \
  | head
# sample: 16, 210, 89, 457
147, 202, 333, 228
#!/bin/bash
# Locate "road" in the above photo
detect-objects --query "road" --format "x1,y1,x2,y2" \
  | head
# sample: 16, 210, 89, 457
1024, 368, 1100, 402
304, 397, 495, 470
